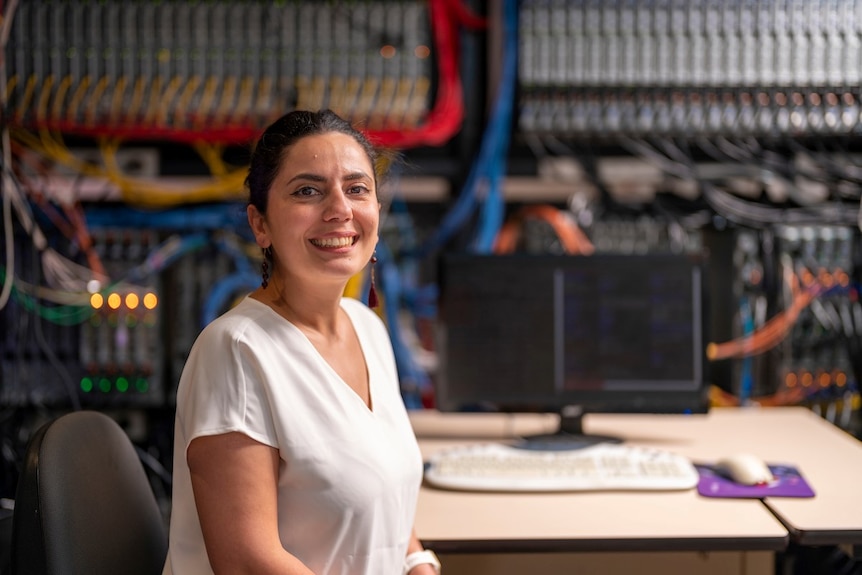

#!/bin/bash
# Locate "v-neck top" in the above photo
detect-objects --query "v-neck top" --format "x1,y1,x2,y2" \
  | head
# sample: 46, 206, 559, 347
163, 297, 423, 575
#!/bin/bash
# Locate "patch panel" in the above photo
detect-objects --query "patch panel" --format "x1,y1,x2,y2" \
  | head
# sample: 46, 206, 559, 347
518, 0, 862, 138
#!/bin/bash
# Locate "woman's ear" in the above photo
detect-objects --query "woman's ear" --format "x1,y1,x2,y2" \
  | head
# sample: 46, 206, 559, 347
247, 204, 270, 248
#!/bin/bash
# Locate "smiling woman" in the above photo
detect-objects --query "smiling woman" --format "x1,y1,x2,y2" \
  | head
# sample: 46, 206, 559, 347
161, 110, 440, 575
248, 129, 380, 291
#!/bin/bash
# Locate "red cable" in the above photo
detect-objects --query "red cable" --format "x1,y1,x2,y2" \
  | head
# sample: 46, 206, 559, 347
443, 0, 488, 30
366, 0, 465, 148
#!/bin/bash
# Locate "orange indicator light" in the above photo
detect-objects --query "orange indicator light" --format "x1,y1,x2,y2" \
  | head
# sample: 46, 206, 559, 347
143, 292, 158, 310
90, 293, 104, 309
107, 293, 122, 310
125, 293, 140, 310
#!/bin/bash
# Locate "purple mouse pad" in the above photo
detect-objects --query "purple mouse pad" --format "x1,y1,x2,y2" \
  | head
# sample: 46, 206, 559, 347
695, 463, 815, 498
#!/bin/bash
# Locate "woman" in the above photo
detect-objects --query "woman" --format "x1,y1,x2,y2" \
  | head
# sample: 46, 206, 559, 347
162, 110, 440, 575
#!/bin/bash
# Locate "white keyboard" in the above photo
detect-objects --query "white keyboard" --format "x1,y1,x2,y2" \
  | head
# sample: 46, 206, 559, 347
424, 442, 700, 492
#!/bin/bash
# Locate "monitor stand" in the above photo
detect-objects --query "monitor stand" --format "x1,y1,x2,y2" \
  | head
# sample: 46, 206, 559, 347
513, 406, 623, 451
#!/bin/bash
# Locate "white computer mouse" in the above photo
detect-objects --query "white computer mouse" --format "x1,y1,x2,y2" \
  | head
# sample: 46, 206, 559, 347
714, 453, 774, 486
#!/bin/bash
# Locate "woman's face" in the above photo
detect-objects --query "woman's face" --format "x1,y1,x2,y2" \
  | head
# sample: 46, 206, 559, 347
248, 132, 380, 287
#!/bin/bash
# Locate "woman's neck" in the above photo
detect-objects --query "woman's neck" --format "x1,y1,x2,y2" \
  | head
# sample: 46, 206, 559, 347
252, 273, 346, 336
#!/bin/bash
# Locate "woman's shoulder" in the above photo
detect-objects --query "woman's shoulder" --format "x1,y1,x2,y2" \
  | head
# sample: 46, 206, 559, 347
195, 296, 279, 344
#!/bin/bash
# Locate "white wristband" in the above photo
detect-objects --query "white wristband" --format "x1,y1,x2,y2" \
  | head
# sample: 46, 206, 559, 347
403, 549, 441, 574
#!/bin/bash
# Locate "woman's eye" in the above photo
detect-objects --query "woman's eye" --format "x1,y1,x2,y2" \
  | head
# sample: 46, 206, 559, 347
293, 186, 318, 197
348, 185, 370, 195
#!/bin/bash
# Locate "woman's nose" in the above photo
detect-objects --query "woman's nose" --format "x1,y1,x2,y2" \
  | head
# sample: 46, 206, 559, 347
323, 189, 352, 220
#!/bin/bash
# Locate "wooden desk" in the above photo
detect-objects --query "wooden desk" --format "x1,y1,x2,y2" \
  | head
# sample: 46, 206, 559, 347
410, 408, 823, 575
731, 408, 862, 547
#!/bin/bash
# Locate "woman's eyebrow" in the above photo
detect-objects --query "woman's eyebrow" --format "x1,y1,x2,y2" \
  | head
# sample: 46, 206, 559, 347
286, 172, 326, 185
344, 171, 372, 182
286, 171, 370, 185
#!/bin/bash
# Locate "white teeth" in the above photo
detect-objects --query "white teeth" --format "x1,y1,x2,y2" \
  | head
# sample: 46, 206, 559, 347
311, 237, 354, 248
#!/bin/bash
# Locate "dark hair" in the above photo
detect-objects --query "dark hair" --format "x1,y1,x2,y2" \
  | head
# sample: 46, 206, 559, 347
246, 109, 380, 214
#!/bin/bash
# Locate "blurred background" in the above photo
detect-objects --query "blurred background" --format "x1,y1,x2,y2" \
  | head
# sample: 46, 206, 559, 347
2, 0, 862, 523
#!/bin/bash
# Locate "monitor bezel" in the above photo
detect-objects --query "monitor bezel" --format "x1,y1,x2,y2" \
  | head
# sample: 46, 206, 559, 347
434, 252, 712, 419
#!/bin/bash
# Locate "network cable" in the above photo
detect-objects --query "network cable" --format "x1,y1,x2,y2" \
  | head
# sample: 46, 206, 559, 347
471, 0, 518, 253
413, 0, 516, 258
376, 240, 430, 409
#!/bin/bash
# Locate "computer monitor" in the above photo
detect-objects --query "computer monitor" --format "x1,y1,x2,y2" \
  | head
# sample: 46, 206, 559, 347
435, 252, 710, 448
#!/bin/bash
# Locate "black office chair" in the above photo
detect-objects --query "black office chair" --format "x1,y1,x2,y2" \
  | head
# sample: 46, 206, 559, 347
11, 410, 168, 575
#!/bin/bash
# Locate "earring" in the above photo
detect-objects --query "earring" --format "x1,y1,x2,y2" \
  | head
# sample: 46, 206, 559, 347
261, 247, 272, 289
368, 253, 379, 308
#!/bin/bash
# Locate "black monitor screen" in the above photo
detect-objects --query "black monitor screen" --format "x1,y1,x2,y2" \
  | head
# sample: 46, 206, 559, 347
435, 253, 710, 427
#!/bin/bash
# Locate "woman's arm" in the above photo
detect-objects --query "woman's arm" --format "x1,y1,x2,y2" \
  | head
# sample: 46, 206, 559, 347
404, 529, 440, 575
188, 431, 316, 575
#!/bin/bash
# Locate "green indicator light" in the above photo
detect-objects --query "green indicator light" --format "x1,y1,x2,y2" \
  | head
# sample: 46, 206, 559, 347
135, 378, 149, 393
116, 377, 129, 393
126, 315, 138, 328
80, 377, 93, 393
99, 378, 111, 393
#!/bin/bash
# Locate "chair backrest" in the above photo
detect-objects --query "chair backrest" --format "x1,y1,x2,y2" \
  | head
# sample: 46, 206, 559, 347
11, 410, 168, 575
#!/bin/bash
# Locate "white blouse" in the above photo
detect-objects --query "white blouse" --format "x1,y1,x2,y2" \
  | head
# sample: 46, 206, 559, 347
163, 297, 423, 575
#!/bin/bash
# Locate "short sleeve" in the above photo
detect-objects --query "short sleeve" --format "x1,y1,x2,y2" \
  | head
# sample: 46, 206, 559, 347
175, 318, 279, 452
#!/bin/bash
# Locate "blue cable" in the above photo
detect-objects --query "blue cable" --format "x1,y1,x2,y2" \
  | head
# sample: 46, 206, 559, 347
739, 296, 755, 405
414, 0, 518, 257
374, 0, 520, 405
125, 232, 210, 283
376, 240, 430, 409
201, 272, 260, 327
472, 0, 518, 253
84, 203, 249, 232
214, 234, 255, 275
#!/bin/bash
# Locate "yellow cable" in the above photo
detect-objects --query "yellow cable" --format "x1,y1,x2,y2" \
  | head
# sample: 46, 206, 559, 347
85, 75, 110, 125
195, 76, 219, 127
372, 76, 396, 129
255, 76, 273, 118
5, 74, 17, 106
66, 75, 91, 123
328, 76, 345, 117
310, 75, 326, 111
101, 136, 140, 192
35, 74, 54, 122
143, 75, 163, 124
342, 77, 361, 122
193, 141, 228, 177
127, 76, 147, 123
38, 127, 64, 160
51, 75, 73, 122
355, 77, 379, 126
391, 77, 413, 128
173, 75, 201, 127
296, 75, 311, 111
110, 75, 128, 123
42, 128, 97, 176
95, 134, 247, 207
405, 76, 431, 128
20, 127, 247, 207
15, 74, 37, 121
156, 75, 184, 126
118, 170, 247, 207
214, 75, 238, 124
235, 75, 254, 120
344, 269, 366, 300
